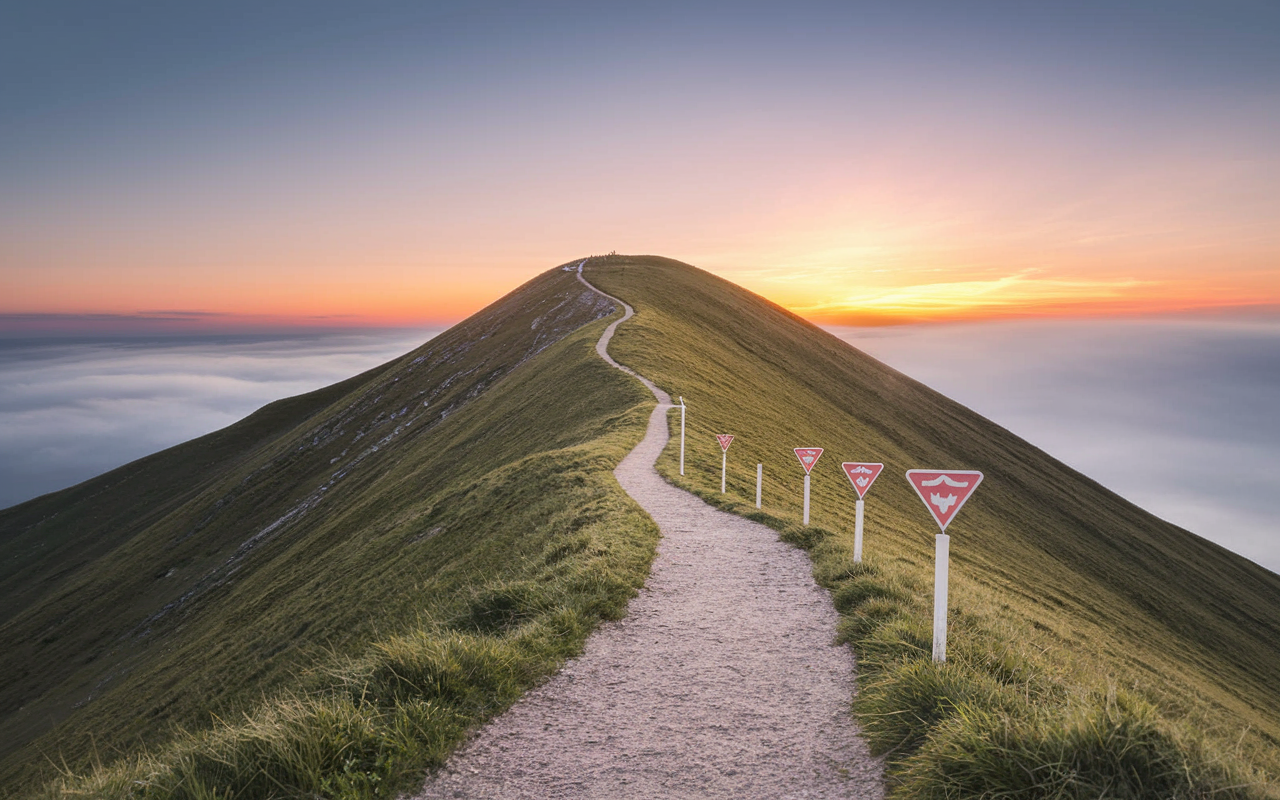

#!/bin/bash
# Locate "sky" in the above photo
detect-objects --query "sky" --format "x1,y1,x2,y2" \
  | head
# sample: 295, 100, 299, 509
3, 1, 1279, 328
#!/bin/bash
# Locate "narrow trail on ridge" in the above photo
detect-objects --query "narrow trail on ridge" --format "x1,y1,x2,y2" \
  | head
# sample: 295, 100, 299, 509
415, 265, 883, 799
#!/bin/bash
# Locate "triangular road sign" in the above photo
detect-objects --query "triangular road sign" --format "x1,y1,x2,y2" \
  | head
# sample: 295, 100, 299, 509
906, 470, 984, 532
716, 434, 735, 452
841, 462, 884, 499
794, 447, 823, 474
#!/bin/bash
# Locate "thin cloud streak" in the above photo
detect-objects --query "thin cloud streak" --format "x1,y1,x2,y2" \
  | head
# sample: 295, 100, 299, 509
793, 271, 1155, 322
0, 312, 406, 335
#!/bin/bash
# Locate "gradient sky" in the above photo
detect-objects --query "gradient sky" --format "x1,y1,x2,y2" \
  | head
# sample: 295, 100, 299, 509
3, 1, 1279, 327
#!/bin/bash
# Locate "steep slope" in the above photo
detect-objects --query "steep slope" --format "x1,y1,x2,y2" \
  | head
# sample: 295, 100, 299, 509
0, 265, 659, 793
586, 255, 1280, 794
9, 254, 1279, 798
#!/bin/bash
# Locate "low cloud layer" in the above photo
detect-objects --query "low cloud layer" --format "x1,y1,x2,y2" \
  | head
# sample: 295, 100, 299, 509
830, 319, 1280, 573
0, 330, 438, 510
4, 321, 1275, 574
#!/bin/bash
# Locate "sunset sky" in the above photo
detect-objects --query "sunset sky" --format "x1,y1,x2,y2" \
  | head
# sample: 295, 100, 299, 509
3, 1, 1279, 328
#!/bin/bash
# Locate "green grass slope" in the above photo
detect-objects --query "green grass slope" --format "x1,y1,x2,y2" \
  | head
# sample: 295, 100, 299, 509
1, 264, 659, 797
587, 255, 1280, 798
10, 254, 1279, 798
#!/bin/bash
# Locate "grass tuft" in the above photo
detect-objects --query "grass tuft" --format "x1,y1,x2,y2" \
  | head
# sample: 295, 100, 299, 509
897, 689, 1265, 799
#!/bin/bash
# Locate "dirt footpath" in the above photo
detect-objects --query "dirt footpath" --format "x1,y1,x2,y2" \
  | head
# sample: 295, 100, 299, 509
414, 273, 882, 799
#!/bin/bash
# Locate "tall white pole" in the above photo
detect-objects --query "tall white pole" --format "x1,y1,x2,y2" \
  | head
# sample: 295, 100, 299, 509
854, 499, 864, 562
803, 474, 811, 525
756, 463, 762, 508
679, 397, 685, 476
933, 533, 950, 662
721, 450, 727, 493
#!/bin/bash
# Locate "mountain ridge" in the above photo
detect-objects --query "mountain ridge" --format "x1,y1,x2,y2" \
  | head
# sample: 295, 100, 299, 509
0, 265, 647, 791
3, 254, 1277, 797
585, 255, 1280, 792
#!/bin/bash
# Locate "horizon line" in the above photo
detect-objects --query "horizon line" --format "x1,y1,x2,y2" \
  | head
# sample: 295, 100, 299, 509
4, 302, 1279, 337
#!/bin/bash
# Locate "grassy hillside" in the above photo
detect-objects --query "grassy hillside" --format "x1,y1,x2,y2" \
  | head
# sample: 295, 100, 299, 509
9, 254, 1278, 798
587, 255, 1280, 797
1, 265, 659, 797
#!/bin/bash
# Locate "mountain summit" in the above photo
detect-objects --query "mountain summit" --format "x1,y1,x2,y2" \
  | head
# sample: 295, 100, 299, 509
3, 256, 1277, 797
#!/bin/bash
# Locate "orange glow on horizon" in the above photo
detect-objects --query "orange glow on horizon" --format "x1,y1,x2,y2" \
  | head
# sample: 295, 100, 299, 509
704, 235, 1280, 327
5, 7, 1278, 337
5, 255, 1279, 332
0, 265, 524, 329
756, 270, 1280, 326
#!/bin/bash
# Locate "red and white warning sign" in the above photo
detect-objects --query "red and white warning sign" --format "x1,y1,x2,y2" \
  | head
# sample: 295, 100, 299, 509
716, 434, 735, 452
906, 470, 984, 531
841, 462, 884, 499
794, 448, 823, 474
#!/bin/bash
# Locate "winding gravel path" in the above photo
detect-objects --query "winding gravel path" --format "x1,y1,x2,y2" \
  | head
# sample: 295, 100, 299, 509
415, 267, 882, 799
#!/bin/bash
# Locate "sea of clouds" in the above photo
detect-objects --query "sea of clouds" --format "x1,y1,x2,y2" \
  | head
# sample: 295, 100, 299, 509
831, 318, 1280, 573
0, 329, 438, 511
2, 320, 1275, 573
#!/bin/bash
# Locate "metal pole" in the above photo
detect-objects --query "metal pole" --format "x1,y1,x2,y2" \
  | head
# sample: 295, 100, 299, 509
756, 463, 762, 508
721, 449, 727, 493
803, 473, 810, 526
854, 499, 864, 562
679, 397, 685, 476
933, 533, 950, 662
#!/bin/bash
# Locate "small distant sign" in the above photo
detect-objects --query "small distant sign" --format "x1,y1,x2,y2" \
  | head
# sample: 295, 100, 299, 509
906, 470, 984, 531
841, 462, 884, 499
794, 448, 823, 474
716, 434, 735, 452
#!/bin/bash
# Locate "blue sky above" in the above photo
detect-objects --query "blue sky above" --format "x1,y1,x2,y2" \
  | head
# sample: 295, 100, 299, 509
9, 1, 1278, 179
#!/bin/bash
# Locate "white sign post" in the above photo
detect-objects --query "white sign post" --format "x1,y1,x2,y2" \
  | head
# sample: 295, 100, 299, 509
840, 462, 885, 563
905, 469, 984, 663
756, 463, 763, 509
716, 434, 734, 493
793, 448, 824, 525
679, 397, 686, 476
933, 533, 949, 661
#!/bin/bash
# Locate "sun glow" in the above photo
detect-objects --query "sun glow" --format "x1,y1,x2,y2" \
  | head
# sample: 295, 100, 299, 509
793, 271, 1153, 324
706, 251, 1280, 326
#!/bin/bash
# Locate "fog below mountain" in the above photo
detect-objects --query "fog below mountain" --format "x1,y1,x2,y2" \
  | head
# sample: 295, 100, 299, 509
832, 318, 1280, 573
2, 318, 1275, 573
0, 329, 438, 510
